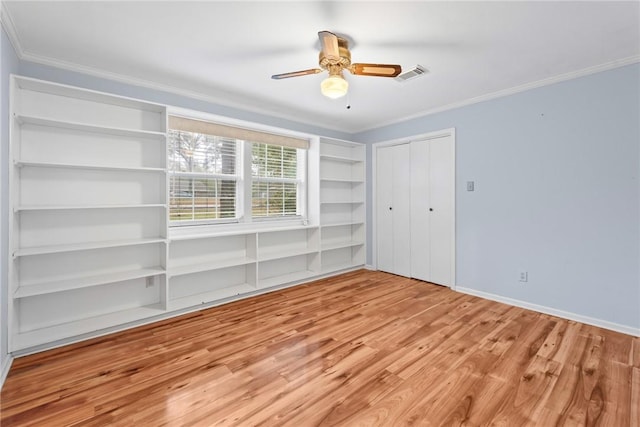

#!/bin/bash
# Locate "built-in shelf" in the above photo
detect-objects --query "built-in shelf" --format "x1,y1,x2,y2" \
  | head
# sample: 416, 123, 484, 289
169, 224, 316, 241
169, 257, 256, 277
320, 178, 364, 183
169, 284, 256, 311
15, 204, 167, 212
15, 114, 166, 140
258, 247, 319, 262
321, 221, 365, 228
321, 263, 360, 274
15, 76, 166, 113
258, 270, 316, 289
14, 160, 166, 173
12, 303, 166, 352
14, 237, 166, 257
321, 241, 365, 251
320, 200, 365, 205
14, 267, 166, 298
319, 154, 363, 164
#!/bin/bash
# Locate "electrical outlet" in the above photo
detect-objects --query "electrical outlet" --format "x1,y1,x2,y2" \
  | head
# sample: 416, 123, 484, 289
519, 272, 528, 282
146, 276, 155, 287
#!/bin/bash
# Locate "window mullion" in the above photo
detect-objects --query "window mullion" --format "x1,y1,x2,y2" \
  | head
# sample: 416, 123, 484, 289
242, 140, 252, 223
190, 178, 195, 221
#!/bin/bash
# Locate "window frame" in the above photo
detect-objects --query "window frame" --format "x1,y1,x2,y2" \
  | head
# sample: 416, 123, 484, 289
168, 131, 242, 227
249, 142, 307, 221
167, 108, 310, 229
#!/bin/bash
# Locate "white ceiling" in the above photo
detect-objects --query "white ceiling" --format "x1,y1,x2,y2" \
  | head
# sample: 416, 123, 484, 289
3, 1, 639, 134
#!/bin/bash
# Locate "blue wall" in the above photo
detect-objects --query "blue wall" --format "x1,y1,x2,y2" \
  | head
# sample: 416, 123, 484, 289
354, 64, 640, 332
1, 25, 19, 381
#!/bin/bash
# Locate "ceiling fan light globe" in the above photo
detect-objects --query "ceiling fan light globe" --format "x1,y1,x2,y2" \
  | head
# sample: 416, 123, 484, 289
321, 75, 349, 99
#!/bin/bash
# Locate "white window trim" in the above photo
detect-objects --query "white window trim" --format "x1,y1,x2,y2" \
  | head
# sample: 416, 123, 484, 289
167, 107, 312, 231
249, 143, 307, 222
168, 132, 241, 227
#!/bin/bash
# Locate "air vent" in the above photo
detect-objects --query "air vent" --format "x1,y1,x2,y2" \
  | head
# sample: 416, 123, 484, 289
395, 65, 429, 83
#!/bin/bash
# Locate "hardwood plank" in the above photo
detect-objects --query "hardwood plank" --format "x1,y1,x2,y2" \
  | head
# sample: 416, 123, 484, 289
631, 367, 640, 427
1, 270, 636, 426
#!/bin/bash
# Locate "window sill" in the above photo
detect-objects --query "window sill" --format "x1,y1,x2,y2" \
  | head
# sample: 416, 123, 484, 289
169, 219, 316, 241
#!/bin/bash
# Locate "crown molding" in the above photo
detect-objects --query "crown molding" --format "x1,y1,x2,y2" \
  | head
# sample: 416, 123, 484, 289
0, 1, 22, 56
352, 55, 640, 137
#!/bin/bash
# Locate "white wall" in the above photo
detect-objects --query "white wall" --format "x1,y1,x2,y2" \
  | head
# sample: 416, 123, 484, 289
356, 64, 640, 334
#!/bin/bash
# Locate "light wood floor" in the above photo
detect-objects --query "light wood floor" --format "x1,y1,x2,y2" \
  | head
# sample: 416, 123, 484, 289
1, 270, 638, 426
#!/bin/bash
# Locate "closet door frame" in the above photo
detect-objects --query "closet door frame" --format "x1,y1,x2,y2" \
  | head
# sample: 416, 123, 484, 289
371, 128, 456, 289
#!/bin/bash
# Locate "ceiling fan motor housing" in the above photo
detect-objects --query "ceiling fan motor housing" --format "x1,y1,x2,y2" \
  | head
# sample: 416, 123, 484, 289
319, 37, 351, 74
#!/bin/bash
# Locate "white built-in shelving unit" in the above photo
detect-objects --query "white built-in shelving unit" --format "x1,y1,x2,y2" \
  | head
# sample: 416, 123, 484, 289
319, 138, 366, 273
8, 76, 365, 354
9, 76, 168, 351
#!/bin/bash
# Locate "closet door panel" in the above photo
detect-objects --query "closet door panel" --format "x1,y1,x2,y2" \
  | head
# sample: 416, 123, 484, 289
392, 144, 411, 277
410, 141, 430, 282
376, 145, 395, 273
428, 136, 454, 286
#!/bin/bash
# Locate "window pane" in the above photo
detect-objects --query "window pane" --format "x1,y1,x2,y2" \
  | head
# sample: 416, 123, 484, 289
252, 181, 298, 218
169, 176, 236, 221
168, 127, 237, 224
251, 144, 297, 179
252, 181, 268, 218
168, 130, 236, 175
251, 143, 299, 218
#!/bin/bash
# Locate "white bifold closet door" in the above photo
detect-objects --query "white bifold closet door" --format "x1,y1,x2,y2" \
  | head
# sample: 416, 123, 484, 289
376, 135, 454, 287
376, 143, 412, 277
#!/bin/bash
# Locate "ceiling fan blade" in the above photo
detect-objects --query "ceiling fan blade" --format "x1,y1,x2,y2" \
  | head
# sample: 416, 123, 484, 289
318, 31, 340, 60
350, 63, 402, 77
271, 68, 323, 80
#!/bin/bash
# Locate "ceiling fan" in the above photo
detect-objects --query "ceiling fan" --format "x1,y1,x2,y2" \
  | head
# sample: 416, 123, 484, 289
271, 31, 402, 99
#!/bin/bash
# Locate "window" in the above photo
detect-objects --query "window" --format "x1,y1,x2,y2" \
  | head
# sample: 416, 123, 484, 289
251, 143, 299, 218
168, 129, 238, 223
168, 115, 308, 226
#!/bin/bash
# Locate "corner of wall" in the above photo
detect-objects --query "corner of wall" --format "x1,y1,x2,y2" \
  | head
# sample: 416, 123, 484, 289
0, 353, 12, 389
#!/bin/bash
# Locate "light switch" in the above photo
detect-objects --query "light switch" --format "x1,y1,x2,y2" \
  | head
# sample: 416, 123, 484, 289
466, 181, 475, 191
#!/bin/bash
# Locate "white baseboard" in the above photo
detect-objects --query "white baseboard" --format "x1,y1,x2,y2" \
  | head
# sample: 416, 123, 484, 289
0, 354, 13, 391
456, 286, 640, 337
365, 264, 375, 271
